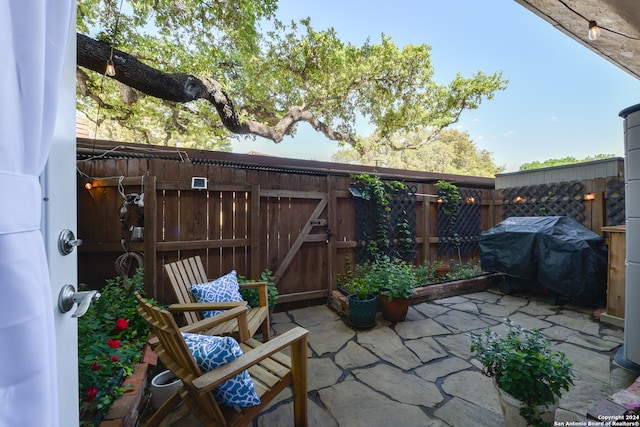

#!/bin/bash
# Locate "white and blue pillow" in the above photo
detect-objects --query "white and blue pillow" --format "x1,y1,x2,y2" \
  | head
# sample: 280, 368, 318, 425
189, 270, 244, 318
182, 332, 260, 407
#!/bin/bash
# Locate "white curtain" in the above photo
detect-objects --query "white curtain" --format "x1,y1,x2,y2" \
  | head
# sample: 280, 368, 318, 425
0, 1, 74, 426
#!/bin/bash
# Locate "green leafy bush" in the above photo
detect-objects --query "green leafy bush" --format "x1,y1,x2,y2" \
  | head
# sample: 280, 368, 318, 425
367, 256, 416, 301
338, 261, 378, 300
238, 269, 279, 306
339, 256, 416, 300
469, 319, 574, 427
78, 269, 151, 427
413, 259, 483, 284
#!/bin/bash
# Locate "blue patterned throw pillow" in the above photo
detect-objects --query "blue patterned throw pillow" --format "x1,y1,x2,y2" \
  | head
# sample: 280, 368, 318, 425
182, 332, 260, 407
190, 270, 244, 318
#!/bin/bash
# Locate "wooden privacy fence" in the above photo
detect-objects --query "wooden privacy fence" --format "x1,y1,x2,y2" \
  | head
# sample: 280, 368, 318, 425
76, 140, 623, 307
76, 140, 497, 305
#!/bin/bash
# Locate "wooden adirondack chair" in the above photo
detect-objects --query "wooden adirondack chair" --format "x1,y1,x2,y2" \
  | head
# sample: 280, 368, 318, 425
135, 292, 308, 427
164, 256, 271, 341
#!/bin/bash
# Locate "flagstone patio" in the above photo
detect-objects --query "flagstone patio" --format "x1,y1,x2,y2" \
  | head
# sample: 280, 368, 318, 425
151, 288, 639, 427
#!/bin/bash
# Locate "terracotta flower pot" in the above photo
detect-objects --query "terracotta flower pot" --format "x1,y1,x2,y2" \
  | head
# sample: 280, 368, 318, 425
435, 264, 450, 277
379, 294, 410, 322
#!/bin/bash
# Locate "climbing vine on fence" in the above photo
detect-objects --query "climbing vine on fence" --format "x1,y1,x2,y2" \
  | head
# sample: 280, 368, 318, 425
352, 174, 417, 263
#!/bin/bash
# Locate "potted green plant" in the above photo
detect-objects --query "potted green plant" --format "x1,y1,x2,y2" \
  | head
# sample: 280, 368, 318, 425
433, 259, 451, 278
344, 278, 378, 329
369, 256, 416, 322
339, 260, 379, 329
469, 319, 574, 427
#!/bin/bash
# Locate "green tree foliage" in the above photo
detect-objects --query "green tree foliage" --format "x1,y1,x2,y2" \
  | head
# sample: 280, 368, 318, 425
518, 154, 615, 171
76, 1, 508, 151
332, 128, 504, 177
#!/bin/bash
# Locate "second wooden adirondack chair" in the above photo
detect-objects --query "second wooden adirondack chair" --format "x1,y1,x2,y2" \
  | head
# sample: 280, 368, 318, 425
164, 256, 271, 341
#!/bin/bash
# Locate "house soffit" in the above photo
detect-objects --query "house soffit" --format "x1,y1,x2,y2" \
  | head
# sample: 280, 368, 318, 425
514, 0, 640, 79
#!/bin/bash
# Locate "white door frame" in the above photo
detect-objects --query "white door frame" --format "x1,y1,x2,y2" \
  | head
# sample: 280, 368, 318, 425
42, 16, 79, 426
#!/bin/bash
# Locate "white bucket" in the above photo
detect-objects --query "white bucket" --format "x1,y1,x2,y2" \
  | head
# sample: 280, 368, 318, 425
150, 370, 183, 409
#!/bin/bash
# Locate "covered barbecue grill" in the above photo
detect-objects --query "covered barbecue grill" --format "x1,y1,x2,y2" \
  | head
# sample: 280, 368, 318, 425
479, 216, 607, 302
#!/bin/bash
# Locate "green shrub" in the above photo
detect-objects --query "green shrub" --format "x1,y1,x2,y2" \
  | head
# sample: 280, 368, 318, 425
469, 319, 574, 427
368, 256, 416, 300
78, 269, 151, 427
238, 269, 279, 306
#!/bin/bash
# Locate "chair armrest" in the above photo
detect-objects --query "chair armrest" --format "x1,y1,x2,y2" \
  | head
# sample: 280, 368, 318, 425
178, 305, 249, 335
192, 326, 308, 393
238, 281, 268, 307
148, 306, 250, 347
168, 301, 246, 312
238, 281, 267, 289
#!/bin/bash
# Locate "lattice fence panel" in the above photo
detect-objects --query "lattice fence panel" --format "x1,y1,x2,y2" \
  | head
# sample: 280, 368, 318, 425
501, 181, 586, 223
354, 198, 377, 264
387, 186, 418, 260
437, 188, 482, 256
606, 178, 625, 226
354, 186, 417, 263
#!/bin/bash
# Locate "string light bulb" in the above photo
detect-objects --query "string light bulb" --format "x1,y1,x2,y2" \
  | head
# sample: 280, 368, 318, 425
84, 181, 93, 190
588, 20, 601, 40
105, 58, 116, 76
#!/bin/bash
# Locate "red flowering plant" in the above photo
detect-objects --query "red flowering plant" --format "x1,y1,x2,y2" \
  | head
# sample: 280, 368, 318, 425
78, 269, 151, 427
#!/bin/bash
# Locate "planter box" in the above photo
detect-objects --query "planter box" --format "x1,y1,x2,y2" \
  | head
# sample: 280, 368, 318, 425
329, 273, 504, 316
99, 345, 157, 427
410, 273, 504, 304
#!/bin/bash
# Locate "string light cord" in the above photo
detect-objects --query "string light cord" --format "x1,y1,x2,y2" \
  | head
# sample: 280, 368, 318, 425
86, 0, 126, 180
556, 0, 640, 40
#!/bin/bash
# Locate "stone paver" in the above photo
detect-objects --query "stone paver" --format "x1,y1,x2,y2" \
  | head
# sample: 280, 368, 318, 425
544, 325, 621, 351
394, 317, 451, 339
558, 378, 616, 420
507, 311, 554, 330
353, 364, 444, 406
465, 291, 502, 303
414, 357, 471, 382
495, 294, 529, 307
554, 342, 613, 384
434, 396, 505, 427
476, 301, 518, 318
308, 357, 343, 391
433, 331, 476, 360
413, 302, 450, 318
290, 304, 342, 327
449, 301, 480, 313
357, 327, 423, 370
162, 288, 636, 427
258, 398, 338, 427
305, 321, 355, 356
441, 370, 501, 413
318, 379, 433, 427
334, 341, 379, 369
546, 313, 601, 336
405, 336, 448, 363
432, 309, 493, 332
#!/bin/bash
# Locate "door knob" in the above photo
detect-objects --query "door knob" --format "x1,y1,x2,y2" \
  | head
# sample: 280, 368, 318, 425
58, 229, 83, 255
58, 284, 100, 318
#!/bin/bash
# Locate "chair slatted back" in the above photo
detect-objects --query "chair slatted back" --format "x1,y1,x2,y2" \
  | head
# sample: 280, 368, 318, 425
164, 255, 271, 341
164, 257, 208, 324
135, 292, 228, 425
135, 292, 308, 427
135, 292, 201, 378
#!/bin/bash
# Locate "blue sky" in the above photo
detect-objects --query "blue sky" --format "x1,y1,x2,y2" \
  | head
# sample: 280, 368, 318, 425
232, 0, 640, 172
